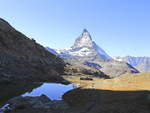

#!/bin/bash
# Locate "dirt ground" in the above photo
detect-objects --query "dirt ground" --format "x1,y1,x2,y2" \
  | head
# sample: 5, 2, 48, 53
64, 72, 150, 90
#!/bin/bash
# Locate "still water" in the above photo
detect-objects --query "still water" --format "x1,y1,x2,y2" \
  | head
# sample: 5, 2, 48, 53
22, 83, 77, 100
0, 82, 78, 106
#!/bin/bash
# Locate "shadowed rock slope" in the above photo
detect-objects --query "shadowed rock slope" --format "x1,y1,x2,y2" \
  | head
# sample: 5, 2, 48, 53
0, 18, 65, 84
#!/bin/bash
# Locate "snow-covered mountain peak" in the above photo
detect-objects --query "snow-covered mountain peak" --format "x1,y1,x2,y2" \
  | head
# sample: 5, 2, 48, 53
71, 29, 111, 60
72, 29, 93, 49
47, 29, 112, 60
82, 29, 92, 40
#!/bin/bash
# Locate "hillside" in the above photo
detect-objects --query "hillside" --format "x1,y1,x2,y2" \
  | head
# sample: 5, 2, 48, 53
64, 64, 110, 79
66, 72, 150, 91
0, 18, 65, 84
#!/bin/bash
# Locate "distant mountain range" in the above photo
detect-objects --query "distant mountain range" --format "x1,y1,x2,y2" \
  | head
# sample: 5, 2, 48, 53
47, 29, 139, 77
114, 56, 150, 72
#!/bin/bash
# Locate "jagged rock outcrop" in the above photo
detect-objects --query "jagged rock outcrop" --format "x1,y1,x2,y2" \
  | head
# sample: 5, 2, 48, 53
71, 29, 93, 49
0, 18, 65, 84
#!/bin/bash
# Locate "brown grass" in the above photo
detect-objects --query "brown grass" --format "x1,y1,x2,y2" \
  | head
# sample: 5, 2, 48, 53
64, 72, 150, 91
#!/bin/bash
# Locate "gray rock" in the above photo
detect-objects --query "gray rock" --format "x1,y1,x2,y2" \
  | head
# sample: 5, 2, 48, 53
8, 95, 51, 109
0, 108, 3, 113
7, 95, 69, 110
0, 104, 11, 113
46, 100, 69, 110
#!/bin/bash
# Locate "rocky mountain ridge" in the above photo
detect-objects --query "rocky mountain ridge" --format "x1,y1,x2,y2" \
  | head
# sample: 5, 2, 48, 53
114, 56, 150, 72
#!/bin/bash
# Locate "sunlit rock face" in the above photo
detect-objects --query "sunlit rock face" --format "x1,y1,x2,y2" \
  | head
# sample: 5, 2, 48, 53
72, 29, 93, 49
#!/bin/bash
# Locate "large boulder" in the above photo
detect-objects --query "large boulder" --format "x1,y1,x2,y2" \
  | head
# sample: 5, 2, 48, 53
6, 95, 69, 111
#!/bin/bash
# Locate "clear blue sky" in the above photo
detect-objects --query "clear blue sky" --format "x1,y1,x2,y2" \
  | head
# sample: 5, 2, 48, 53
0, 0, 150, 57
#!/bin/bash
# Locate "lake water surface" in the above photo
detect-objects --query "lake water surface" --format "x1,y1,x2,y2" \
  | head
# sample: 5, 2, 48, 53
0, 82, 78, 107
22, 83, 77, 100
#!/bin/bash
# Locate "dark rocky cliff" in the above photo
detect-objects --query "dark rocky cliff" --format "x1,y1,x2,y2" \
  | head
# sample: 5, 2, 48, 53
0, 18, 65, 84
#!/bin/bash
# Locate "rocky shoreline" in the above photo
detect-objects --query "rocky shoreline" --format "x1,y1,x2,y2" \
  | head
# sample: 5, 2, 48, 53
0, 94, 69, 113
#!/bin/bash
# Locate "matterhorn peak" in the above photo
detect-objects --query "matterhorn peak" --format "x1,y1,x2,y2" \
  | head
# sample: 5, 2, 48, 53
72, 29, 93, 49
83, 28, 88, 32
70, 29, 112, 60
81, 29, 92, 40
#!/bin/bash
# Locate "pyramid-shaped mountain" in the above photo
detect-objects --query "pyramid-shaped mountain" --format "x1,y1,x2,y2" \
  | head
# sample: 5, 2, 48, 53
47, 29, 139, 77
50, 29, 112, 61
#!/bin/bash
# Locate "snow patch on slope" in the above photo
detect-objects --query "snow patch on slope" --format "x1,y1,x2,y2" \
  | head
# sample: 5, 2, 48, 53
69, 47, 91, 56
113, 56, 123, 62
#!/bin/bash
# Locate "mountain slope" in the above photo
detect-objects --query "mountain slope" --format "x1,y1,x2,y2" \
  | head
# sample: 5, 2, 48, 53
114, 56, 150, 72
0, 18, 65, 84
47, 29, 139, 77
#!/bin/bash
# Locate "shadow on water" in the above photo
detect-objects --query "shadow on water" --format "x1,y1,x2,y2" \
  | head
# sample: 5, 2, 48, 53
63, 88, 150, 113
0, 82, 42, 106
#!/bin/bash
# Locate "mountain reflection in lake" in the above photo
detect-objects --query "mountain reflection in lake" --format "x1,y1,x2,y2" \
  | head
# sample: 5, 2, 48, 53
22, 83, 77, 100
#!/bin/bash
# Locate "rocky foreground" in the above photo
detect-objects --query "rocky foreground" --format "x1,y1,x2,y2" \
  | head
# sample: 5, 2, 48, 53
0, 72, 149, 113
3, 90, 150, 113
0, 95, 69, 113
